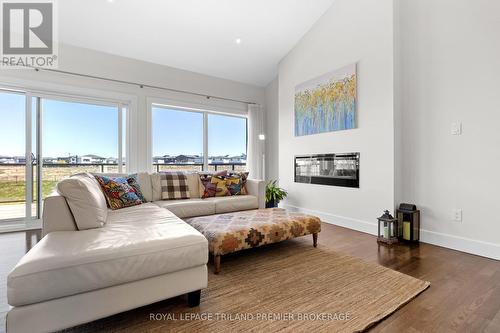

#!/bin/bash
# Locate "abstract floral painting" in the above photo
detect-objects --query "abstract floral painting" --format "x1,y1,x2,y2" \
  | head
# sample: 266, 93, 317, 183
295, 63, 357, 136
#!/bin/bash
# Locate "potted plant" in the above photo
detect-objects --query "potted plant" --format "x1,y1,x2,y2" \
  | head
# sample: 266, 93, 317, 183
265, 180, 288, 208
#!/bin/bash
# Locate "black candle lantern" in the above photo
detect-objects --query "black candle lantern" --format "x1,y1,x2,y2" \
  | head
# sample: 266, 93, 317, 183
396, 203, 420, 242
377, 210, 398, 245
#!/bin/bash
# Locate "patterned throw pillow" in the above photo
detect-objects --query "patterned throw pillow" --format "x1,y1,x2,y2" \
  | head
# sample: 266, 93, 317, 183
227, 171, 249, 195
210, 174, 231, 197
127, 174, 147, 203
160, 172, 190, 200
199, 170, 228, 199
94, 175, 143, 210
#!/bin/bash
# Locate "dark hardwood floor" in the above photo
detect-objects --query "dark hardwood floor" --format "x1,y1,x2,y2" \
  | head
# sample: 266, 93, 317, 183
319, 225, 500, 332
1, 223, 499, 332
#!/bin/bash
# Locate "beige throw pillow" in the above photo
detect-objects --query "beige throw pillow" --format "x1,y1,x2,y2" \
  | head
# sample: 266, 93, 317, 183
151, 173, 162, 201
185, 172, 201, 198
57, 173, 108, 230
135, 172, 153, 202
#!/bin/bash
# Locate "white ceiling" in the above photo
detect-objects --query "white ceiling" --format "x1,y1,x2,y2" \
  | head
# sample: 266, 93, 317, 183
58, 0, 335, 87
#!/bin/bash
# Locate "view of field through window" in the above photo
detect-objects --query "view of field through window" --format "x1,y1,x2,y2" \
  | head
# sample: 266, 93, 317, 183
0, 92, 123, 221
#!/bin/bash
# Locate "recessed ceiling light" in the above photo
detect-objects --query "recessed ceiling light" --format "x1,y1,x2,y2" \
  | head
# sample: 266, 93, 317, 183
235, 38, 242, 44
107, 0, 114, 3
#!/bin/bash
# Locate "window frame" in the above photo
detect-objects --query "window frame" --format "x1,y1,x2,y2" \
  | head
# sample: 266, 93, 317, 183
148, 100, 248, 173
37, 95, 128, 173
0, 82, 133, 228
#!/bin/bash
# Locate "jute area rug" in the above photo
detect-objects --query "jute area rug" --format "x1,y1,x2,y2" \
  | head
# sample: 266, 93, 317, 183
65, 239, 429, 333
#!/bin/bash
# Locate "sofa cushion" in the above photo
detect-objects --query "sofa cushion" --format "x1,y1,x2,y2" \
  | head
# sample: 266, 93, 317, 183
56, 173, 107, 230
94, 175, 143, 210
154, 198, 215, 219
206, 195, 259, 214
185, 172, 201, 198
151, 173, 162, 201
7, 203, 208, 306
134, 172, 153, 202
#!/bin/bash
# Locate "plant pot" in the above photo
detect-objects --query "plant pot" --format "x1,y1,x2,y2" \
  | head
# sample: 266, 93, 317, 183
266, 200, 278, 208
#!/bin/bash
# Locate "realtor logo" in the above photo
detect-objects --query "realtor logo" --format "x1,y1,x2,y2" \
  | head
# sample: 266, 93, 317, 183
1, 0, 58, 68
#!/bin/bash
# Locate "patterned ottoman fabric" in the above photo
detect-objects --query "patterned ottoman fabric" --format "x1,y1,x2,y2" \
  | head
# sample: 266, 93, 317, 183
184, 208, 321, 256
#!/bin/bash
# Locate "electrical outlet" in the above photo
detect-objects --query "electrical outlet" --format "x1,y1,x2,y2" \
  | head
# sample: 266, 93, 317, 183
453, 209, 462, 222
451, 122, 462, 135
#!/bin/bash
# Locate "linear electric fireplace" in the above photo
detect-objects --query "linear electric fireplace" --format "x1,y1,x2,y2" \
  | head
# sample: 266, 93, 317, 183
295, 153, 360, 188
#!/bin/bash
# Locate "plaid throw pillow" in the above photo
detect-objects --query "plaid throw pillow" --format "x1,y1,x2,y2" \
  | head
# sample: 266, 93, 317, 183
160, 172, 190, 200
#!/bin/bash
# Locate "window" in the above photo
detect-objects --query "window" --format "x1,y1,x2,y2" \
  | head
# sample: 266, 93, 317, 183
151, 105, 247, 172
40, 98, 125, 201
0, 89, 128, 225
152, 107, 204, 172
208, 113, 247, 172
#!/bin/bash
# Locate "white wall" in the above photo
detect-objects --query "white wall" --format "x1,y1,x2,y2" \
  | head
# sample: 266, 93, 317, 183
265, 77, 279, 182
398, 0, 500, 258
272, 0, 500, 259
278, 0, 395, 232
1, 44, 265, 172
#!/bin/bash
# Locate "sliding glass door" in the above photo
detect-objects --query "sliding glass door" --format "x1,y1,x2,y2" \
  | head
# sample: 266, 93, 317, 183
0, 89, 127, 228
0, 90, 30, 221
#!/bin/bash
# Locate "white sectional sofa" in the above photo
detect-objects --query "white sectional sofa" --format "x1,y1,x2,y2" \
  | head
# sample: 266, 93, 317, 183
6, 172, 265, 333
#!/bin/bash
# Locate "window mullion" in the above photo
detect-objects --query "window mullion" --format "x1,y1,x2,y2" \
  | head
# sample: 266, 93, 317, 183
36, 97, 43, 219
118, 104, 123, 173
203, 112, 208, 171
25, 93, 32, 219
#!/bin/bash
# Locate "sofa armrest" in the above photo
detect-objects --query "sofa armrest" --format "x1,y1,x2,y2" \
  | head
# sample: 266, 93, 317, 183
42, 192, 78, 236
246, 179, 266, 209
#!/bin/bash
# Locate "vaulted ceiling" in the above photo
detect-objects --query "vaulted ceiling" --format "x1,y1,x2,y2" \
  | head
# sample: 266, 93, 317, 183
59, 0, 335, 86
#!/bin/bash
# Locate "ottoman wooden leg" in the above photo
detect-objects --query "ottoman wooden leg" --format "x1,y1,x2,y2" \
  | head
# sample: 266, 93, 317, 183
214, 255, 221, 274
313, 233, 318, 247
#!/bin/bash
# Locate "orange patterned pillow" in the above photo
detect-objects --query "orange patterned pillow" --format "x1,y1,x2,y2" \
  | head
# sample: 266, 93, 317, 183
211, 176, 231, 197
200, 170, 228, 198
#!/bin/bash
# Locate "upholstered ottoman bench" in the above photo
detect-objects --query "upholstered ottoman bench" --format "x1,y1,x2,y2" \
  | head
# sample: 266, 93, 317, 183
184, 208, 321, 274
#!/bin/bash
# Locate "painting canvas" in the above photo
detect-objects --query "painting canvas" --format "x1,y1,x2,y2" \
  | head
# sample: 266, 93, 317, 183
294, 63, 357, 136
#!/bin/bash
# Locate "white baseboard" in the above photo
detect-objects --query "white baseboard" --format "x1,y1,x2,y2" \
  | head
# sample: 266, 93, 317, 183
283, 204, 500, 261
419, 229, 500, 261
283, 204, 378, 235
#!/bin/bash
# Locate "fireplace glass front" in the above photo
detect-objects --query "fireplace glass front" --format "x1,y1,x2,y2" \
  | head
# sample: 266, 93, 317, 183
294, 153, 360, 188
